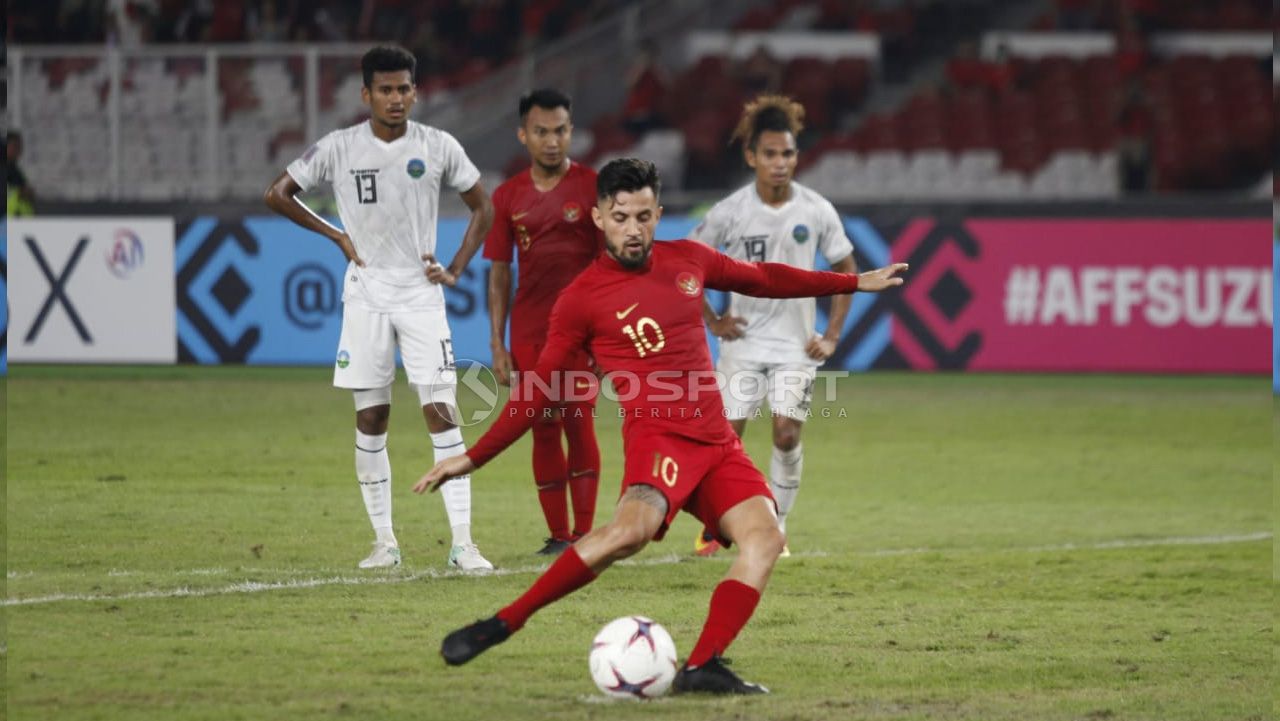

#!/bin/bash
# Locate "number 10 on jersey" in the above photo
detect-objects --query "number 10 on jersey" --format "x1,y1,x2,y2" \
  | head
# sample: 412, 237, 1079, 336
651, 452, 679, 487
621, 317, 666, 357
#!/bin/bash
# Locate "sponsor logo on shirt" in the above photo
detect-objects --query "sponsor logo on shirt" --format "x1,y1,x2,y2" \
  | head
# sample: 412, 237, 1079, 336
676, 272, 702, 297
406, 158, 426, 178
562, 201, 582, 222
793, 224, 810, 244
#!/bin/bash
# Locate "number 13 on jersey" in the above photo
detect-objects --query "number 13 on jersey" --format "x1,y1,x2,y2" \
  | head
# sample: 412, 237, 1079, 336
355, 173, 378, 204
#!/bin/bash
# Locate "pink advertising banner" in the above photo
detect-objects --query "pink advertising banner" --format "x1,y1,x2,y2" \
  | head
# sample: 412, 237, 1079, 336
891, 219, 1271, 373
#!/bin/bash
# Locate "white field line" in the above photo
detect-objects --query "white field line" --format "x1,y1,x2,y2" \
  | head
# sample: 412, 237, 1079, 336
4, 532, 1270, 608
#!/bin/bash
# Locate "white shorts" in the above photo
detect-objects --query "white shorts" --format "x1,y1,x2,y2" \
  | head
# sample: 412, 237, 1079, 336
333, 304, 457, 406
718, 355, 817, 422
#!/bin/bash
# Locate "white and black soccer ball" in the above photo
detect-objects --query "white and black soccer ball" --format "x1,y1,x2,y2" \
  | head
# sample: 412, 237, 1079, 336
588, 615, 679, 699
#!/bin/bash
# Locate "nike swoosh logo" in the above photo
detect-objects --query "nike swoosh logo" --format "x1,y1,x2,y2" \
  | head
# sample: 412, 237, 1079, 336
615, 302, 640, 319
511, 211, 529, 221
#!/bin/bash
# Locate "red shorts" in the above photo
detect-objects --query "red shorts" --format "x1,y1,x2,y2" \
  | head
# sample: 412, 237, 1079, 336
621, 433, 773, 545
511, 341, 598, 405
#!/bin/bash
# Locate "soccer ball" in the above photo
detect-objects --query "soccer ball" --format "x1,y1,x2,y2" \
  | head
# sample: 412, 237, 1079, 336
588, 616, 679, 699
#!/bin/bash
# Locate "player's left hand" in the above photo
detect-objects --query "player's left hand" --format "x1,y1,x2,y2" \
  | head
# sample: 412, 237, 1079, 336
423, 254, 458, 286
413, 455, 477, 494
805, 335, 837, 361
856, 263, 909, 292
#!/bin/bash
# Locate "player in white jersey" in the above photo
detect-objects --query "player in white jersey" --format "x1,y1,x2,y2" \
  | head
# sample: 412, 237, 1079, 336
265, 46, 496, 571
690, 95, 857, 557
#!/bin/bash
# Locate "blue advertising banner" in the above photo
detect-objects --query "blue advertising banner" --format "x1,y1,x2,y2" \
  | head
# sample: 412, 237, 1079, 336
176, 215, 717, 368
165, 213, 1093, 373
177, 217, 492, 365
0, 210, 1243, 377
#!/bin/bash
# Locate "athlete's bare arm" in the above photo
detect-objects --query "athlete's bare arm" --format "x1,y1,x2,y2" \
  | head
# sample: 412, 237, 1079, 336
489, 259, 514, 384
426, 182, 494, 286
263, 171, 364, 266
703, 298, 747, 340
805, 253, 858, 360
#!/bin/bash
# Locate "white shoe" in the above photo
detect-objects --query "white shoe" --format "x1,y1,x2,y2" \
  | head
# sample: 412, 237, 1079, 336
778, 544, 792, 559
448, 543, 494, 572
358, 542, 401, 569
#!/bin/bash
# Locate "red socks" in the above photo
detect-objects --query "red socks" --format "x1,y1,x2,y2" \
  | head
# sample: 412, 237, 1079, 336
563, 406, 600, 536
685, 580, 762, 668
567, 472, 598, 537
531, 420, 570, 540
497, 547, 597, 631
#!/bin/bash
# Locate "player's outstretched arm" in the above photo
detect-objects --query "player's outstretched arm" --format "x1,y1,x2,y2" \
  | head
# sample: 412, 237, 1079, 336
263, 171, 364, 266
413, 454, 476, 494
856, 263, 909, 292
695, 240, 907, 298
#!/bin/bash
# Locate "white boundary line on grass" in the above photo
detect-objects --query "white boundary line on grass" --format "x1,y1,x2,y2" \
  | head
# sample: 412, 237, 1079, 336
4, 532, 1270, 607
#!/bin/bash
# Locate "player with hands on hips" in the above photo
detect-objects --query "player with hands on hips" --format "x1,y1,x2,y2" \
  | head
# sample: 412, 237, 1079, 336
692, 95, 859, 558
264, 46, 496, 572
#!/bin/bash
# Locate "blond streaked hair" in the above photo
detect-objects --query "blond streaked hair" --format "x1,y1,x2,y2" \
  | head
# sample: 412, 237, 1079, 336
730, 94, 806, 149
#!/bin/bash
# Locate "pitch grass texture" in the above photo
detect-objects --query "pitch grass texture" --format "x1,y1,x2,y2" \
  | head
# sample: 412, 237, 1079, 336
6, 367, 1272, 721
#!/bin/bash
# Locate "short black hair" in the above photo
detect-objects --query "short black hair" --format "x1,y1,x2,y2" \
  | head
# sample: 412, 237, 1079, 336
361, 46, 416, 88
519, 88, 572, 121
596, 158, 661, 202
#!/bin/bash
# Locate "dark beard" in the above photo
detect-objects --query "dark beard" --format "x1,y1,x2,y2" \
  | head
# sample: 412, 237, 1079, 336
607, 244, 650, 269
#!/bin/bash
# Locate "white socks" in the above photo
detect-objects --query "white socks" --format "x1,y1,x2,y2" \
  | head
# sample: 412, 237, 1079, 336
769, 443, 803, 534
355, 430, 397, 547
431, 427, 473, 546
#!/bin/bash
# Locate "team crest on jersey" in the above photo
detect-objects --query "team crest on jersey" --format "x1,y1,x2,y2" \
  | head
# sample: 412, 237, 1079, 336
676, 272, 701, 297
336, 350, 351, 369
406, 158, 425, 178
792, 224, 810, 243
562, 201, 582, 222
516, 224, 532, 250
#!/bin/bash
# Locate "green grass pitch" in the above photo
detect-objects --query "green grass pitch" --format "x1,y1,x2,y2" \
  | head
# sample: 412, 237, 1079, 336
4, 367, 1273, 721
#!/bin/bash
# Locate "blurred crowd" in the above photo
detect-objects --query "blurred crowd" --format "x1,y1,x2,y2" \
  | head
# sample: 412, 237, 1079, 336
8, 0, 618, 80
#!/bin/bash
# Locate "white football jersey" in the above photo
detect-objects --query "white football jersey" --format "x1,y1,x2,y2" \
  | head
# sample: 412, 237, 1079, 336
690, 181, 854, 365
287, 120, 481, 311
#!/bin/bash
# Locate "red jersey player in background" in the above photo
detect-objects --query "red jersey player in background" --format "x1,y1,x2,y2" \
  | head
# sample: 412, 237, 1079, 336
415, 159, 907, 694
485, 88, 603, 556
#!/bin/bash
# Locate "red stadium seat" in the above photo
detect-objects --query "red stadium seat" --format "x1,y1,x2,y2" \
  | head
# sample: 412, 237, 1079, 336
734, 6, 783, 30
855, 113, 898, 152
829, 57, 871, 111
783, 59, 835, 131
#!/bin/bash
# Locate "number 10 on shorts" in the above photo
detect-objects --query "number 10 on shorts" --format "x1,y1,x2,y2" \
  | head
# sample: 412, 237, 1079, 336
651, 452, 679, 487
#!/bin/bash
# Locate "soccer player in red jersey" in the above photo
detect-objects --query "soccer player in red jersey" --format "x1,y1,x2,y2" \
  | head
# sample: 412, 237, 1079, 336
415, 159, 907, 694
485, 88, 603, 556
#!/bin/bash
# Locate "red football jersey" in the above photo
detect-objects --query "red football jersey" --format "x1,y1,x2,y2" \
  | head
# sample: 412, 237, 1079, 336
467, 240, 861, 467
484, 162, 603, 345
